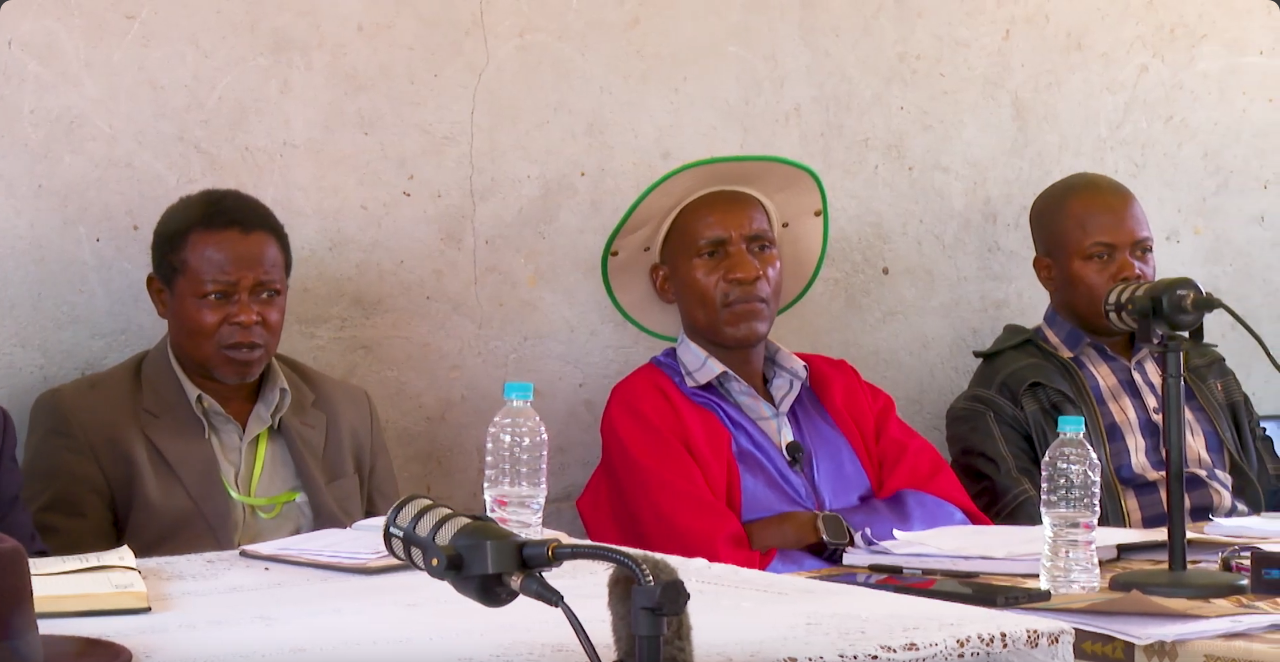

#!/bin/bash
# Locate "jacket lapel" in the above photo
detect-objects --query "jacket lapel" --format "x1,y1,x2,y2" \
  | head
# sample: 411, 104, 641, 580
275, 363, 333, 526
138, 338, 235, 549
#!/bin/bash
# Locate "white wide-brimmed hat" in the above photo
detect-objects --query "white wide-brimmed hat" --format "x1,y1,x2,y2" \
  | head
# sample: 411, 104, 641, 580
601, 155, 829, 342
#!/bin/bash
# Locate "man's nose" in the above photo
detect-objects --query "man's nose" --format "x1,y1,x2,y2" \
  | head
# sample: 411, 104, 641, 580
723, 248, 764, 283
227, 295, 262, 325
1113, 255, 1145, 284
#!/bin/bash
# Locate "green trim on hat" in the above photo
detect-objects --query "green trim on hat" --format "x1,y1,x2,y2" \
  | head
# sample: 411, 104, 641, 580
601, 154, 829, 343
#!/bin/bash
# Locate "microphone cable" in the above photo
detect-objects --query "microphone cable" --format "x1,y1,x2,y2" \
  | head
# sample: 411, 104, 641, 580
513, 571, 603, 662
1218, 302, 1280, 375
560, 599, 604, 662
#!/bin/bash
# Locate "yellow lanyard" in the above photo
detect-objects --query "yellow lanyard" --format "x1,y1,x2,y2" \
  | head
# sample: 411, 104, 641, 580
222, 429, 301, 519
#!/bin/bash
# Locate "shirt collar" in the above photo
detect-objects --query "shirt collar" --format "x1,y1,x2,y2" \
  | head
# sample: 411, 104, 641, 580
167, 341, 292, 438
674, 332, 809, 389
1039, 305, 1149, 363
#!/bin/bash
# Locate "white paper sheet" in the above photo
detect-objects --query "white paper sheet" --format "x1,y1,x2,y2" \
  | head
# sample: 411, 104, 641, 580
886, 525, 1167, 558
348, 516, 386, 533
32, 570, 147, 597
28, 545, 139, 576
1204, 515, 1280, 539
240, 528, 390, 561
1012, 609, 1280, 646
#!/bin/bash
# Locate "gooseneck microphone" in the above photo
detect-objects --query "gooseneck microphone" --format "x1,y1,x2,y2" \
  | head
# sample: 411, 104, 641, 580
383, 495, 691, 662
1103, 277, 1222, 334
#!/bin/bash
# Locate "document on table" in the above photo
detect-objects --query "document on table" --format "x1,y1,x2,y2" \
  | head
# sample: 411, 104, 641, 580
349, 516, 386, 532
29, 544, 139, 575
879, 525, 1167, 558
1203, 515, 1280, 539
240, 528, 392, 565
1011, 610, 1280, 646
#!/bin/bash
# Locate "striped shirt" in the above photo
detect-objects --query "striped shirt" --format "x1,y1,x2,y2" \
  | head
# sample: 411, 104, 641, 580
1037, 307, 1247, 528
674, 333, 809, 454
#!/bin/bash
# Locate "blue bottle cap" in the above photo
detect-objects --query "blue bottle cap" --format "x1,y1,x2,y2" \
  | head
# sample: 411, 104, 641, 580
1057, 415, 1086, 434
503, 382, 535, 401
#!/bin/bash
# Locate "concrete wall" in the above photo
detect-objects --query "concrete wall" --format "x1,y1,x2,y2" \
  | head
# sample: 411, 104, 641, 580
1, 0, 1277, 535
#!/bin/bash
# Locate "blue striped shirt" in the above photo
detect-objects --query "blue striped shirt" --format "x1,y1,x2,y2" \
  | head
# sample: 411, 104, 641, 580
1036, 306, 1247, 528
674, 333, 809, 456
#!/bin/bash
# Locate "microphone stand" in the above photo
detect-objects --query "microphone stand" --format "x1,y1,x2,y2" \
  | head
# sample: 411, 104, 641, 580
1107, 317, 1247, 599
545, 544, 689, 662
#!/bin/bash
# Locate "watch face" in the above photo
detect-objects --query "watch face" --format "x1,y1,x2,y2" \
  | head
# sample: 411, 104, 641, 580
819, 513, 851, 547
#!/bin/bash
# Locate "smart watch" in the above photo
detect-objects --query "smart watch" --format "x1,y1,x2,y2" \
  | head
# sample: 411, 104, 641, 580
808, 511, 852, 563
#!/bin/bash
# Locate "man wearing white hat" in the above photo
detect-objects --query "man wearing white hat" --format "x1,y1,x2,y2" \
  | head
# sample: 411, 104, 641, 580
577, 156, 988, 574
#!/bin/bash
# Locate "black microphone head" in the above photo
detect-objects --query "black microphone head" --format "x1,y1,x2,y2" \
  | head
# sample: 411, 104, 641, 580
383, 495, 524, 580
1103, 280, 1151, 332
1104, 277, 1212, 334
607, 555, 693, 662
383, 495, 467, 573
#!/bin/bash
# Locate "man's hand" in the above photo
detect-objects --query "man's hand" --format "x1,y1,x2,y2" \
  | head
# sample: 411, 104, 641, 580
742, 511, 822, 552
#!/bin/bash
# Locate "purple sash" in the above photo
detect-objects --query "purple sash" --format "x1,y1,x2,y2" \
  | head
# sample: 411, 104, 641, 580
651, 349, 971, 573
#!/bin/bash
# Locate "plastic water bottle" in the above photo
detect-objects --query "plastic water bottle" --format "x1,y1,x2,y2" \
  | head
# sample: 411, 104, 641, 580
1040, 415, 1102, 593
483, 381, 548, 539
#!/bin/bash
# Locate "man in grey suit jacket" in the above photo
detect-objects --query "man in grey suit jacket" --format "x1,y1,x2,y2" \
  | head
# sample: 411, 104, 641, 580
22, 189, 400, 556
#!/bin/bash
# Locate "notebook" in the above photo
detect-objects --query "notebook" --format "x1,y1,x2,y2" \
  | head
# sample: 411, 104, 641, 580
238, 521, 407, 574
1202, 515, 1280, 540
28, 545, 151, 618
843, 525, 1167, 576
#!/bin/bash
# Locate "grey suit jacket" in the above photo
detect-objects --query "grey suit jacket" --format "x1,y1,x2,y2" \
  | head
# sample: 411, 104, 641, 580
21, 338, 401, 557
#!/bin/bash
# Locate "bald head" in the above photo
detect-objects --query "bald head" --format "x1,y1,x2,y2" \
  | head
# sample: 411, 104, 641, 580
1029, 173, 1136, 258
1029, 172, 1155, 343
660, 190, 768, 265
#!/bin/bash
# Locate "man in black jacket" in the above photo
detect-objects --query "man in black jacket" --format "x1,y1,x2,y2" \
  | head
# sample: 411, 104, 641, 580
1, 405, 46, 556
946, 173, 1279, 527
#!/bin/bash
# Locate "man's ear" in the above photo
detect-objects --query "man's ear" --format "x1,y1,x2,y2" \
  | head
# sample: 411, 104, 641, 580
650, 263, 677, 305
1032, 255, 1055, 294
146, 274, 171, 320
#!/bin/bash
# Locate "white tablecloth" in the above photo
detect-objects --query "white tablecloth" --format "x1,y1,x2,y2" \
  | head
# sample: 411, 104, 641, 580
38, 549, 1075, 661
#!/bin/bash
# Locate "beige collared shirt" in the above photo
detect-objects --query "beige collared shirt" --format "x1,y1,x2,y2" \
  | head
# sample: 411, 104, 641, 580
168, 343, 314, 545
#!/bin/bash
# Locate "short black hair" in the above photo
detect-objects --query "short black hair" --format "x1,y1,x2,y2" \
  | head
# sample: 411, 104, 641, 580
1029, 173, 1135, 257
150, 188, 293, 287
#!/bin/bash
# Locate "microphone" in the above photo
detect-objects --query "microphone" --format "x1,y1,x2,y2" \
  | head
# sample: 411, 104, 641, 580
607, 555, 694, 662
382, 495, 563, 608
784, 440, 804, 469
1104, 277, 1221, 334
385, 494, 691, 662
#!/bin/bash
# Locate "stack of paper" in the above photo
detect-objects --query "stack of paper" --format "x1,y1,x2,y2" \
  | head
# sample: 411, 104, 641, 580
843, 525, 1167, 576
349, 516, 386, 533
1013, 610, 1280, 645
1203, 515, 1280, 539
241, 528, 392, 566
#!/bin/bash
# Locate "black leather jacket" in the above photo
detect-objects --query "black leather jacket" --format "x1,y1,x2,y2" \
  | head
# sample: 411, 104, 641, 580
945, 324, 1280, 527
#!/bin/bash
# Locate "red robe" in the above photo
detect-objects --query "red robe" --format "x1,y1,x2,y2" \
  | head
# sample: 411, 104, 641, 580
576, 353, 990, 571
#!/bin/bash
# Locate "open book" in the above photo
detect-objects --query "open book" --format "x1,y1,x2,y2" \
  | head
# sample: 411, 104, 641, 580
28, 545, 151, 618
